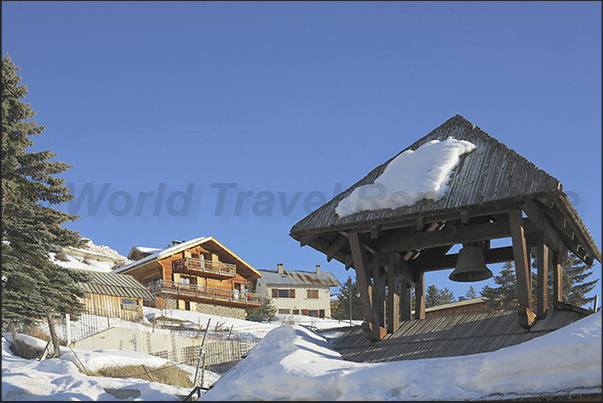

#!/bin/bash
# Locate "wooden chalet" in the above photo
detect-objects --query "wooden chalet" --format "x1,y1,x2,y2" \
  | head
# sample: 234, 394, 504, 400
76, 270, 154, 321
113, 237, 263, 320
290, 114, 601, 342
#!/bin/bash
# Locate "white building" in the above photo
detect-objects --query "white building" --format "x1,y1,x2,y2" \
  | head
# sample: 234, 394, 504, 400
255, 263, 341, 318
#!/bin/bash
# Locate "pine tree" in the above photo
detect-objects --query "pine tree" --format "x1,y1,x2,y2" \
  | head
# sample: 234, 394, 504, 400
425, 285, 442, 308
248, 292, 278, 320
439, 287, 456, 304
332, 276, 363, 320
481, 261, 520, 310
465, 285, 478, 299
2, 54, 89, 326
541, 253, 598, 308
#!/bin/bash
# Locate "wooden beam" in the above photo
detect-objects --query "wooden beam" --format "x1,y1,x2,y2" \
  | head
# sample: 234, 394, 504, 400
348, 231, 375, 327
552, 249, 567, 304
399, 258, 414, 321
521, 199, 564, 252
379, 220, 511, 253
299, 235, 316, 247
387, 252, 401, 332
414, 271, 425, 320
535, 241, 549, 319
326, 235, 348, 262
509, 209, 532, 313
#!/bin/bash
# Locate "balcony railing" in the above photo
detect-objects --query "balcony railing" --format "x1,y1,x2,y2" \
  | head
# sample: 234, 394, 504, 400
172, 258, 236, 278
147, 280, 262, 306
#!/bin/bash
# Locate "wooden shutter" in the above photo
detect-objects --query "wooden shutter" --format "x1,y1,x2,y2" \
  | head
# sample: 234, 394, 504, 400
289, 289, 295, 298
272, 289, 278, 298
319, 309, 325, 318
301, 309, 308, 316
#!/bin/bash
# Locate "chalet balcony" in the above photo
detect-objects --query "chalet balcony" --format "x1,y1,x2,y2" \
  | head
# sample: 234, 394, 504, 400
147, 280, 262, 307
172, 258, 236, 278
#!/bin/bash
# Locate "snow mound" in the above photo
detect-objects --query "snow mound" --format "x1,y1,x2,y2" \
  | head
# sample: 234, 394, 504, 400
50, 239, 131, 273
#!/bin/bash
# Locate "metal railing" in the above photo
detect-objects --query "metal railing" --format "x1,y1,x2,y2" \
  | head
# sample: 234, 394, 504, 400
147, 280, 262, 306
172, 258, 236, 277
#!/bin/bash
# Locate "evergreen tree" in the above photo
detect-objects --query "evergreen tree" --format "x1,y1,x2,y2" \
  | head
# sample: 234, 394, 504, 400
540, 253, 598, 307
425, 285, 442, 308
465, 285, 478, 299
2, 54, 89, 326
439, 287, 456, 304
481, 262, 520, 310
248, 291, 278, 320
332, 276, 363, 320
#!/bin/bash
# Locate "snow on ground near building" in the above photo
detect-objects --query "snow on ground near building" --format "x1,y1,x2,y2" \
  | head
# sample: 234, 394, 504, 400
202, 311, 601, 401
1, 334, 199, 401
2, 311, 600, 400
335, 137, 476, 217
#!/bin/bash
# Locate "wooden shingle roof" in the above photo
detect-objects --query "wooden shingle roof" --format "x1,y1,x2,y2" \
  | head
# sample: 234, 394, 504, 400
321, 308, 589, 363
290, 115, 601, 264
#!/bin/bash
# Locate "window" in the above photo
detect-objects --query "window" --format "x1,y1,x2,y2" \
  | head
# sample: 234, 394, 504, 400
307, 310, 319, 317
121, 299, 139, 310
191, 253, 199, 259
307, 289, 319, 299
292, 309, 299, 315
278, 309, 290, 314
272, 289, 296, 298
180, 277, 191, 284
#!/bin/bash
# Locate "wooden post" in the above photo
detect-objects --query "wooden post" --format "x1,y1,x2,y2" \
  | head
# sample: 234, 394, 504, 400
509, 209, 535, 328
414, 271, 425, 320
552, 249, 567, 304
399, 259, 414, 321
386, 253, 401, 333
536, 241, 549, 319
349, 230, 386, 340
372, 253, 386, 328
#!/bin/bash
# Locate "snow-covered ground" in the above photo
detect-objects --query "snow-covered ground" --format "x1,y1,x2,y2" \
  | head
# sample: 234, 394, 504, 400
49, 239, 131, 273
3, 310, 600, 401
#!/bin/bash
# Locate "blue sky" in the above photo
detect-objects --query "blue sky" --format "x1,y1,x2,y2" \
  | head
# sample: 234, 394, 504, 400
2, 1, 601, 303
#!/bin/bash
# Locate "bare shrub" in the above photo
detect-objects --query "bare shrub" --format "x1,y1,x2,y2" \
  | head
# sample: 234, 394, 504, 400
54, 252, 70, 262
92, 364, 193, 388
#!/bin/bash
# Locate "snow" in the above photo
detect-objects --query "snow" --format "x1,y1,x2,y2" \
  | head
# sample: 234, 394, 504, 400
2, 335, 195, 401
49, 239, 131, 273
202, 311, 601, 401
4, 309, 600, 400
335, 137, 476, 217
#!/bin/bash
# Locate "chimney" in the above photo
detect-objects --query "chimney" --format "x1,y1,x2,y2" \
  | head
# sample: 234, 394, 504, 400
316, 264, 321, 274
277, 263, 284, 274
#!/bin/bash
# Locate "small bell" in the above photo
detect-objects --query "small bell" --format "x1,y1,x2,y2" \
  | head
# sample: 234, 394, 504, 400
449, 244, 493, 282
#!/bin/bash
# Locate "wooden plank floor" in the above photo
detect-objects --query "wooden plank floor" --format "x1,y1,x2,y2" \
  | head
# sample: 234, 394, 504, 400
321, 309, 588, 363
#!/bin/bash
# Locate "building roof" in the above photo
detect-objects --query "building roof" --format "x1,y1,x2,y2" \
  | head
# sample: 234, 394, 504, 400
113, 236, 262, 280
290, 115, 601, 265
257, 269, 341, 287
127, 246, 162, 260
76, 270, 154, 300
322, 307, 590, 364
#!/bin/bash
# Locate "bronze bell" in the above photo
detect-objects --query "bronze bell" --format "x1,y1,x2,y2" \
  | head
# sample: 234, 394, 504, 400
449, 244, 493, 282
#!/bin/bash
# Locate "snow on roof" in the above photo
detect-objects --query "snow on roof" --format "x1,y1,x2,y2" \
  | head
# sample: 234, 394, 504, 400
113, 236, 261, 279
113, 237, 211, 273
335, 137, 476, 217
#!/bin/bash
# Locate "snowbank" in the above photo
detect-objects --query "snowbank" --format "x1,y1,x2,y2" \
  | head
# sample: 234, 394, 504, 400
201, 311, 601, 401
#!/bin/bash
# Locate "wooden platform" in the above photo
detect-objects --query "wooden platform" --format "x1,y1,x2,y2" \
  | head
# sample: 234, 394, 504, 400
320, 309, 589, 363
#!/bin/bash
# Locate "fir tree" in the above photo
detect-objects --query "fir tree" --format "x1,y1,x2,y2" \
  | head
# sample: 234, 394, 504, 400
2, 54, 89, 326
248, 291, 278, 320
425, 285, 441, 308
332, 276, 363, 320
439, 287, 456, 304
540, 253, 599, 308
465, 285, 478, 299
481, 261, 520, 310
